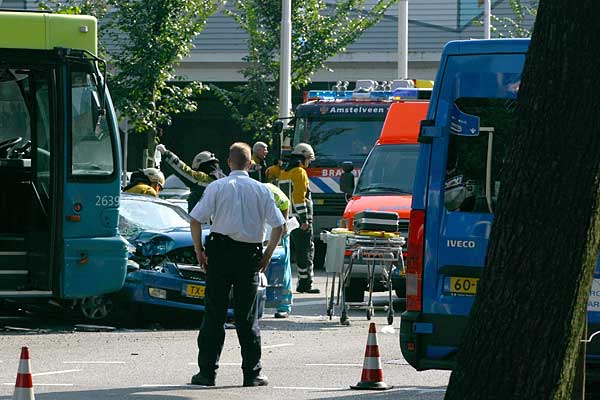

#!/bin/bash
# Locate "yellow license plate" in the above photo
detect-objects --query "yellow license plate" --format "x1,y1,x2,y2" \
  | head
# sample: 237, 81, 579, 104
450, 277, 479, 295
185, 284, 206, 298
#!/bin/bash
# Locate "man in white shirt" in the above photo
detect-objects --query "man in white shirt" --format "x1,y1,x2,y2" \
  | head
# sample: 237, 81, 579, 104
189, 142, 285, 388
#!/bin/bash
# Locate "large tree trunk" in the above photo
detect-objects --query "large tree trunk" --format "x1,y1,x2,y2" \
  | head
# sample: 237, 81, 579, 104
445, 2, 600, 399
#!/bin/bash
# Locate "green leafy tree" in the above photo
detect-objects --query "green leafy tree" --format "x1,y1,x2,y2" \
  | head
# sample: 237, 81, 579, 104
478, 0, 538, 38
212, 0, 398, 142
108, 0, 217, 162
39, 0, 218, 164
445, 0, 600, 398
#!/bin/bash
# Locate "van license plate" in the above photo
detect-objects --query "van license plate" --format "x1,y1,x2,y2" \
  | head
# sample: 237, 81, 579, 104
185, 284, 205, 298
450, 277, 479, 295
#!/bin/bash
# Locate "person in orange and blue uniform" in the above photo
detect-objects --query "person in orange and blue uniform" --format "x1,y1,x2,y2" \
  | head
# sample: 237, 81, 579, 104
264, 182, 294, 318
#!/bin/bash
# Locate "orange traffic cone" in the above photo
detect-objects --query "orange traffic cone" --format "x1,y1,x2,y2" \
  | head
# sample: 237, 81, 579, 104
13, 347, 34, 400
350, 323, 392, 390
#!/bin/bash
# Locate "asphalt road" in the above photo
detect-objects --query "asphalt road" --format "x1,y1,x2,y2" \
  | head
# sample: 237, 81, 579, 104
0, 272, 451, 400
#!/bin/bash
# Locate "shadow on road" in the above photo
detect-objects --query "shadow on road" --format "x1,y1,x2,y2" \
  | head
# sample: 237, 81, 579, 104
0, 385, 446, 400
1, 294, 406, 334
0, 385, 222, 400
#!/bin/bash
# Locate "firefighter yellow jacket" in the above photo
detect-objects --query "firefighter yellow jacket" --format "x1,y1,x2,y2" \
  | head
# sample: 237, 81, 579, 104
279, 166, 312, 224
162, 150, 213, 188
265, 164, 282, 184
124, 183, 158, 197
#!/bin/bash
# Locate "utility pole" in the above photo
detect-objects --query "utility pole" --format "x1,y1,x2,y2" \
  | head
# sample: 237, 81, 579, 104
122, 120, 129, 186
397, 0, 408, 79
279, 0, 292, 127
484, 0, 491, 39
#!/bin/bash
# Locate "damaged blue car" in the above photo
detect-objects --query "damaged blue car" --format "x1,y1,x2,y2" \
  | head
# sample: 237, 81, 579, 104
77, 194, 269, 323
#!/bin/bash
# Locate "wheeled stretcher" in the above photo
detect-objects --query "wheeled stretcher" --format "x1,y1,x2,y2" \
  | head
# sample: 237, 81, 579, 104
321, 229, 405, 325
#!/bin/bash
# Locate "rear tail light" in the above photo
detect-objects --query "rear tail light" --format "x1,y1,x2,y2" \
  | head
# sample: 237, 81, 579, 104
406, 209, 425, 311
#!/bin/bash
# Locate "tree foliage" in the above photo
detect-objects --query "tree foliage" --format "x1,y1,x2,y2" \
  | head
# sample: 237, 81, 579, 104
108, 0, 217, 136
489, 0, 538, 38
212, 0, 398, 141
39, 0, 218, 141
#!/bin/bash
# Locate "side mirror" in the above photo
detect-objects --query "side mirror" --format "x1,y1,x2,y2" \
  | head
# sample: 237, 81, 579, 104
449, 103, 480, 137
272, 127, 282, 159
272, 120, 284, 134
90, 90, 106, 137
339, 161, 355, 198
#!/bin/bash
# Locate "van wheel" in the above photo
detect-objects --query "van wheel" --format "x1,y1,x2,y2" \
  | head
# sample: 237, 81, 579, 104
344, 278, 365, 303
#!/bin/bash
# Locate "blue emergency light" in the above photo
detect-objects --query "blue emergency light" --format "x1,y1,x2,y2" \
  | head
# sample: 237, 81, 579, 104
392, 88, 420, 100
307, 90, 352, 101
307, 87, 430, 101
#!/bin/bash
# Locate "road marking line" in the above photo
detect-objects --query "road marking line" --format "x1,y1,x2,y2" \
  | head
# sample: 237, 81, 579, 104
187, 362, 240, 366
293, 300, 327, 307
263, 343, 294, 349
3, 383, 75, 386
141, 384, 201, 388
33, 369, 81, 377
305, 363, 361, 367
384, 359, 410, 365
63, 361, 125, 364
292, 315, 327, 320
33, 383, 76, 387
274, 386, 346, 390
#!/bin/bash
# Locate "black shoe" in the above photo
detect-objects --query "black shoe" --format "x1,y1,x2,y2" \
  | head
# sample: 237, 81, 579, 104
243, 374, 269, 387
191, 372, 215, 386
274, 311, 289, 318
297, 286, 320, 294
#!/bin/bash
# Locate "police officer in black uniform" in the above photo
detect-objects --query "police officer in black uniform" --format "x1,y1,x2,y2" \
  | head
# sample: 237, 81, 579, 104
189, 142, 285, 387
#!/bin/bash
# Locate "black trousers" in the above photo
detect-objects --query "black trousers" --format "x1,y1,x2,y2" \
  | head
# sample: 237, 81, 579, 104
197, 233, 262, 379
290, 224, 314, 287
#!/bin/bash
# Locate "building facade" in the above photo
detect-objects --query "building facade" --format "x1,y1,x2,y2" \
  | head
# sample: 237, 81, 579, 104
180, 0, 527, 84
2, 0, 533, 170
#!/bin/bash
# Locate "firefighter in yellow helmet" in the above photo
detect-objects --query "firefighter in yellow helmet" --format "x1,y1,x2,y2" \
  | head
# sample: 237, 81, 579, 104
279, 143, 320, 294
123, 168, 165, 197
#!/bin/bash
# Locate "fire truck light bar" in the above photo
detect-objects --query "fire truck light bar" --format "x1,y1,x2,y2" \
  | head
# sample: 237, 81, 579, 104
307, 88, 431, 101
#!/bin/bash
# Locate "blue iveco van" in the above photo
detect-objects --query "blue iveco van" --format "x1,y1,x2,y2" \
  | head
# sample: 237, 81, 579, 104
399, 38, 600, 376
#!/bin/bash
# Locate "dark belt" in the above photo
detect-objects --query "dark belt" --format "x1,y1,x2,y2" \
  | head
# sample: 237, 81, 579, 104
210, 232, 261, 248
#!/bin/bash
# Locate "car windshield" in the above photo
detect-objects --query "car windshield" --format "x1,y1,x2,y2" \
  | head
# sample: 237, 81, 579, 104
295, 119, 384, 166
163, 174, 187, 189
355, 144, 419, 195
119, 197, 190, 240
